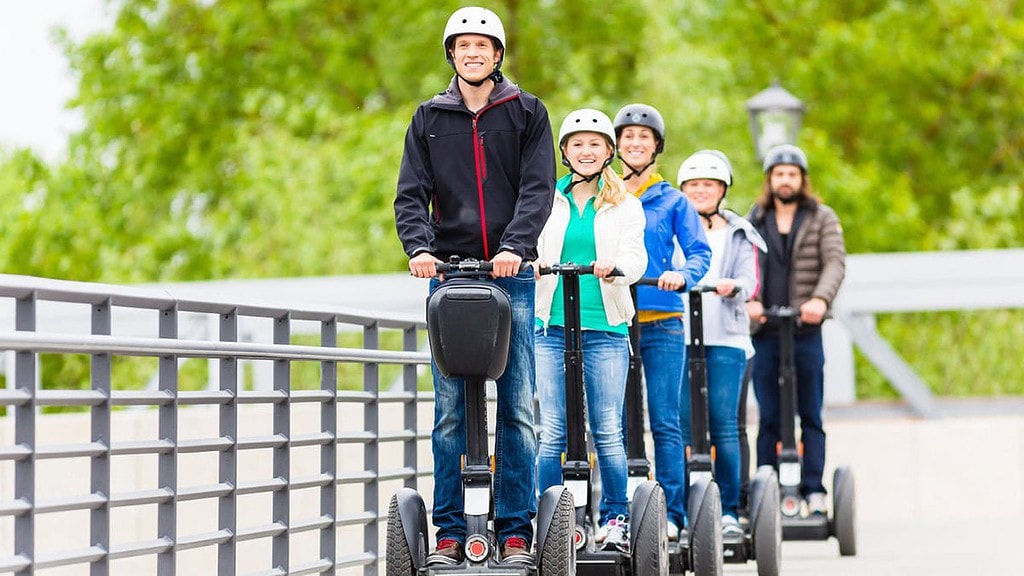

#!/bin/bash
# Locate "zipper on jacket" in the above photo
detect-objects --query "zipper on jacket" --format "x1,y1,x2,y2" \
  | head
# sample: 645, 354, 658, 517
470, 94, 519, 260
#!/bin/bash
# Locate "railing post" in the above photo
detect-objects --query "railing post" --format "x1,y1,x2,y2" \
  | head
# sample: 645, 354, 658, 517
218, 308, 239, 575
14, 293, 36, 576
91, 298, 112, 576
403, 325, 419, 490
364, 322, 380, 576
320, 317, 338, 568
273, 313, 292, 572
157, 304, 178, 576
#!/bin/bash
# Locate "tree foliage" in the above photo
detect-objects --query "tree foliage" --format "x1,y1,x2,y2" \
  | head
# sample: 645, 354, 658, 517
1, 0, 1022, 274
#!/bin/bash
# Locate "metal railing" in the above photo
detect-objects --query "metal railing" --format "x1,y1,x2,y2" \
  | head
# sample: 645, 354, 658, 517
0, 274, 432, 575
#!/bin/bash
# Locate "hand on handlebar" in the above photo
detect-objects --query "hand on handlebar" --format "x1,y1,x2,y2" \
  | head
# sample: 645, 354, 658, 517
591, 259, 617, 280
409, 252, 443, 278
658, 271, 685, 291
746, 300, 766, 324
716, 278, 738, 298
490, 251, 522, 279
800, 297, 828, 325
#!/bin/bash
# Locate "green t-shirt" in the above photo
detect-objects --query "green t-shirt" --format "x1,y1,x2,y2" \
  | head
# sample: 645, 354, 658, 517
541, 177, 627, 334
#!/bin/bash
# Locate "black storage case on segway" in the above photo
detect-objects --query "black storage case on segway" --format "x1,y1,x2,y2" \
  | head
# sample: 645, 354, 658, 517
427, 279, 512, 380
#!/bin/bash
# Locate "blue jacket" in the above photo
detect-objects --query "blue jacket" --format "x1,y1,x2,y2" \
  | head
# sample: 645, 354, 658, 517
635, 178, 712, 312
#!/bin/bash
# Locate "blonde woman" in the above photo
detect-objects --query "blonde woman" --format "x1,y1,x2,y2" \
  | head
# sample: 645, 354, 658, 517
534, 109, 647, 551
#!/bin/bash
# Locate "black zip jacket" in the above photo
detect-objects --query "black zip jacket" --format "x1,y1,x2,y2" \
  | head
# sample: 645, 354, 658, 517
394, 76, 555, 262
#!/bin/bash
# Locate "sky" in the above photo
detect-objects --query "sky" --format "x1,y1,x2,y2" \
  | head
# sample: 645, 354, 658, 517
0, 0, 110, 161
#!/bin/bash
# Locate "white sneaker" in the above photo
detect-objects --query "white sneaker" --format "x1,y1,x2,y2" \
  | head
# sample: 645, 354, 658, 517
596, 516, 629, 551
807, 492, 828, 516
666, 521, 679, 542
721, 515, 744, 538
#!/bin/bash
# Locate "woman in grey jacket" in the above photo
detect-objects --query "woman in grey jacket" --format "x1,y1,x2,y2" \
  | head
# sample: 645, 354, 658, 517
677, 150, 766, 536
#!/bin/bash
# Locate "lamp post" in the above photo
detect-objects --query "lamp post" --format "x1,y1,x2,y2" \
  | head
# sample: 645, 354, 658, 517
745, 81, 806, 162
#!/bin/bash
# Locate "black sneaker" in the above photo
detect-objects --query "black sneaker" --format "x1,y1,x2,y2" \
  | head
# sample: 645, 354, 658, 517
427, 538, 464, 565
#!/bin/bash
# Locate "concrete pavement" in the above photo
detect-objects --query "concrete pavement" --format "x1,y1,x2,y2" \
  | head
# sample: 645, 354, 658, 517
726, 518, 1022, 575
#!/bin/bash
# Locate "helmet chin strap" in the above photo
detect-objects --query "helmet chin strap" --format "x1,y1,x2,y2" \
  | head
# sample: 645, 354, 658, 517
450, 54, 505, 87
456, 68, 504, 87
563, 156, 611, 193
699, 188, 728, 227
616, 152, 657, 181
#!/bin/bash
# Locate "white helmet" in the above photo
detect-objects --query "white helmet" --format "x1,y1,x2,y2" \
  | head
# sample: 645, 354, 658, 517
677, 150, 733, 187
442, 7, 506, 62
558, 109, 617, 149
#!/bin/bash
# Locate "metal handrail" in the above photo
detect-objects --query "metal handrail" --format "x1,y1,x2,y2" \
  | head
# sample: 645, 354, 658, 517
0, 273, 433, 576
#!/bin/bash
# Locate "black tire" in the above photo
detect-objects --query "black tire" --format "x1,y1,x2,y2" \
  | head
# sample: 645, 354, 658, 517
387, 494, 416, 576
833, 466, 857, 556
631, 483, 668, 576
751, 471, 781, 576
689, 481, 723, 576
538, 487, 576, 576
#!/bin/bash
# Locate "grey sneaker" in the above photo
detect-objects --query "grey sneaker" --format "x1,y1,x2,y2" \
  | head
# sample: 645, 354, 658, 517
597, 516, 629, 551
666, 520, 680, 542
721, 515, 744, 538
807, 492, 828, 516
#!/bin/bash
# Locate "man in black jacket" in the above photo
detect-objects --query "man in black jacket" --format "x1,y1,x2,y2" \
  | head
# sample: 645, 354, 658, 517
393, 5, 555, 565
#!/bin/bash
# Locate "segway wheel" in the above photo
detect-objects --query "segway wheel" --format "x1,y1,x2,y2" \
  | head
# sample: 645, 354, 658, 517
537, 486, 576, 576
689, 481, 724, 576
630, 482, 668, 576
750, 469, 781, 576
387, 493, 419, 576
832, 466, 858, 556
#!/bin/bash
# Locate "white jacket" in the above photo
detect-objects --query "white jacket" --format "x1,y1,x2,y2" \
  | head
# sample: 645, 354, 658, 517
535, 191, 648, 327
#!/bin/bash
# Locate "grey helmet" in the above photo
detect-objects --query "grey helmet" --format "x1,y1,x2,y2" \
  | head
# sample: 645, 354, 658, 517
762, 144, 808, 174
613, 103, 665, 153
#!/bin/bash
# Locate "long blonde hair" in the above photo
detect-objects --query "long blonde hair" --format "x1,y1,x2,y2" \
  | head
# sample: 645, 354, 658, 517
595, 164, 628, 209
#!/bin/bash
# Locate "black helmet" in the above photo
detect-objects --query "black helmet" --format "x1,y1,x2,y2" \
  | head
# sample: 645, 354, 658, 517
762, 144, 808, 174
613, 103, 665, 153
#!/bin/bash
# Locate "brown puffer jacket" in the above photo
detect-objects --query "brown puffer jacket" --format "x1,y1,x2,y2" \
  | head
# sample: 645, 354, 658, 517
748, 202, 847, 309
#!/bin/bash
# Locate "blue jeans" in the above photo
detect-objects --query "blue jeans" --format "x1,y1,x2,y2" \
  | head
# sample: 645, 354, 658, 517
430, 269, 538, 546
680, 346, 746, 519
752, 330, 826, 496
536, 326, 629, 524
637, 317, 688, 528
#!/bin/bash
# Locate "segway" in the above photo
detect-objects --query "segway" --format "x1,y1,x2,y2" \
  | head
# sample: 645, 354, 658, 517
761, 306, 857, 556
682, 284, 781, 576
387, 257, 576, 576
540, 263, 668, 576
624, 281, 721, 576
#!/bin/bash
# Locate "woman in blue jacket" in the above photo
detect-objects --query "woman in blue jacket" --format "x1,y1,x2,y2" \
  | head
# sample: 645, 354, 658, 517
613, 104, 711, 539
677, 149, 766, 537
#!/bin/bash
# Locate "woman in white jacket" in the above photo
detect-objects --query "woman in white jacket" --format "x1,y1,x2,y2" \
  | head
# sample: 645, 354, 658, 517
677, 149, 767, 538
534, 109, 647, 551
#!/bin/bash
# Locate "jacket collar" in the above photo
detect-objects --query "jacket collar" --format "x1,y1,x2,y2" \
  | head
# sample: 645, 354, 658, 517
723, 209, 768, 252
432, 75, 521, 108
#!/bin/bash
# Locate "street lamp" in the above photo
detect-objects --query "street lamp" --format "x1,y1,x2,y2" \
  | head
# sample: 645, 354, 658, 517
746, 81, 806, 162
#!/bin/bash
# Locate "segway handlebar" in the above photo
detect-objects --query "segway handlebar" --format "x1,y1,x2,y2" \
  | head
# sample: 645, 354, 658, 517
538, 264, 624, 277
634, 277, 740, 296
762, 305, 832, 326
434, 258, 493, 273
